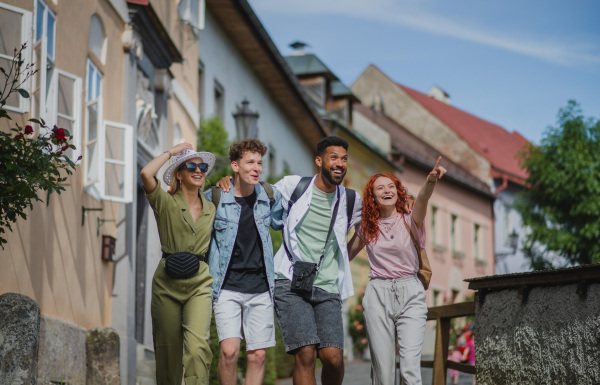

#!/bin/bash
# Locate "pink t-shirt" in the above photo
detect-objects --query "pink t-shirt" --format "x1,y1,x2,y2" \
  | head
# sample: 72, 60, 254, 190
358, 212, 426, 279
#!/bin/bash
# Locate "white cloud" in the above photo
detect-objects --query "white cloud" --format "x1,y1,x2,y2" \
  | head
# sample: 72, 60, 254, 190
249, 0, 600, 66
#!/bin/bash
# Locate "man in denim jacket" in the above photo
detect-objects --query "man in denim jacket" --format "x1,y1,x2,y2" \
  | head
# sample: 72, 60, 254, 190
204, 139, 283, 385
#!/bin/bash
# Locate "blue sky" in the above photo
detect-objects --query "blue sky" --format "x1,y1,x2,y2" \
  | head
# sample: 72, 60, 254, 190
248, 0, 600, 145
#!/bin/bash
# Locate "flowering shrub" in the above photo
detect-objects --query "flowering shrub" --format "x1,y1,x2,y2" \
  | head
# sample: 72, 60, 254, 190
348, 288, 368, 356
0, 43, 78, 248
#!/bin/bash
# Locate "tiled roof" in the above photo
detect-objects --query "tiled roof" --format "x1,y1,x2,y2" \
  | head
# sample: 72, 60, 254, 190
397, 84, 529, 183
354, 103, 493, 199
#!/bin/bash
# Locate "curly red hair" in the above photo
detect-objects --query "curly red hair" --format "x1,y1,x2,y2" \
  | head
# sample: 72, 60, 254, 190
361, 172, 412, 245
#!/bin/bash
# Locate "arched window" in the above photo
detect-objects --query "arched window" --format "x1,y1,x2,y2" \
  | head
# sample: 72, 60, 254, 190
88, 14, 106, 63
172, 124, 183, 146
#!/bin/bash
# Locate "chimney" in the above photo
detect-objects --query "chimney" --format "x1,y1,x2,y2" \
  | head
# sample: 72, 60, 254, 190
427, 85, 451, 104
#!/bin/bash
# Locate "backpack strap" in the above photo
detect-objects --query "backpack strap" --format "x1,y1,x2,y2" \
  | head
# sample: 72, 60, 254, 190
345, 188, 356, 229
211, 186, 221, 207
259, 181, 275, 208
287, 176, 312, 213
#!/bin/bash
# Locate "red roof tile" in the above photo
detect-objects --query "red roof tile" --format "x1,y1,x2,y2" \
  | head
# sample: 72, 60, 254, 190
398, 84, 529, 183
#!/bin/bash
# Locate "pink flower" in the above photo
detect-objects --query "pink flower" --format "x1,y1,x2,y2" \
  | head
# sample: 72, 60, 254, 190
356, 324, 363, 330
356, 305, 363, 311
361, 338, 367, 345
24, 125, 33, 135
353, 320, 359, 326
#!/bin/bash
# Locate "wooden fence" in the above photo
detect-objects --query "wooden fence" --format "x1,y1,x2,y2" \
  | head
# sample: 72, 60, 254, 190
421, 301, 476, 385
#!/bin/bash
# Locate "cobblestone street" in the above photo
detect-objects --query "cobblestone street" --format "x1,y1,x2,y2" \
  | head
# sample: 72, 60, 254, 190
276, 359, 475, 385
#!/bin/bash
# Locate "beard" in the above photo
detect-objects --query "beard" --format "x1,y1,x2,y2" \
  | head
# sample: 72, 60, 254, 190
321, 166, 346, 186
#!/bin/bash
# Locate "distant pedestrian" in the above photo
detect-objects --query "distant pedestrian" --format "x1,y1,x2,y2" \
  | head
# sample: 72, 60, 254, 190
348, 157, 446, 385
140, 142, 216, 385
447, 345, 462, 385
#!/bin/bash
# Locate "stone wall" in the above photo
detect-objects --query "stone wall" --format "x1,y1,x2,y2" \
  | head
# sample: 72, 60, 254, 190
0, 293, 120, 385
470, 269, 600, 385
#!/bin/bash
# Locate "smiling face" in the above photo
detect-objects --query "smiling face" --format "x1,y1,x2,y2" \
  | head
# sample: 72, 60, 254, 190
232, 151, 263, 186
317, 145, 348, 186
176, 157, 206, 190
373, 176, 398, 209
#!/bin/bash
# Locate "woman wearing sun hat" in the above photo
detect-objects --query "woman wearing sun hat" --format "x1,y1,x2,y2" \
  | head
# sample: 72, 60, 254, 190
141, 142, 216, 385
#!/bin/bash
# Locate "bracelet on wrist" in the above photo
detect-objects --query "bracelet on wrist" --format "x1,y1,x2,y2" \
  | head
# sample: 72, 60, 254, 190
164, 150, 172, 159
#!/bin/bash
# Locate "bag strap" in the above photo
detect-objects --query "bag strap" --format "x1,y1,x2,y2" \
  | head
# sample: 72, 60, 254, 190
284, 183, 340, 270
211, 181, 274, 208
403, 215, 422, 269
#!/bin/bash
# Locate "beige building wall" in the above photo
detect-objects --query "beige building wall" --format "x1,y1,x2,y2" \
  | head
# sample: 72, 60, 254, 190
1, 0, 127, 329
351, 65, 491, 184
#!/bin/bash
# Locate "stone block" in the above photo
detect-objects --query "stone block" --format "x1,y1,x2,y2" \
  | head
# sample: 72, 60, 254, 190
86, 327, 120, 385
37, 315, 87, 384
0, 293, 41, 385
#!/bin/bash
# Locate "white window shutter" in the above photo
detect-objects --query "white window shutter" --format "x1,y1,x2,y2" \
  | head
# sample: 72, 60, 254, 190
55, 69, 82, 162
0, 3, 32, 113
100, 121, 133, 203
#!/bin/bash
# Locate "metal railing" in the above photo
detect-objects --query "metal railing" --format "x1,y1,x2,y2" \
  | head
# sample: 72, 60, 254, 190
421, 301, 476, 385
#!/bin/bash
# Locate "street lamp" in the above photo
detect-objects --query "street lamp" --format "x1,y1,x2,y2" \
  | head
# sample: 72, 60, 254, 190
233, 98, 259, 140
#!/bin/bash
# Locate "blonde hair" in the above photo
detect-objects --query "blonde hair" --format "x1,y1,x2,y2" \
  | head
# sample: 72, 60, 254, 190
168, 162, 205, 194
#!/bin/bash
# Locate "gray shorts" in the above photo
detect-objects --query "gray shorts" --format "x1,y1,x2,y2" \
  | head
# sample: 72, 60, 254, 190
274, 279, 344, 354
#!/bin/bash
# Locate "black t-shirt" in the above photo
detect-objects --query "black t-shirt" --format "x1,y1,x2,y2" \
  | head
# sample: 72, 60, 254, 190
222, 191, 269, 293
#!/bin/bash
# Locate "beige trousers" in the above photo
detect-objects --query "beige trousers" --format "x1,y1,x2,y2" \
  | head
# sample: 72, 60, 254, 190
363, 275, 427, 385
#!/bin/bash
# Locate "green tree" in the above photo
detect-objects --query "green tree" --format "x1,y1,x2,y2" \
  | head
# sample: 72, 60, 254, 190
516, 100, 600, 268
197, 116, 233, 188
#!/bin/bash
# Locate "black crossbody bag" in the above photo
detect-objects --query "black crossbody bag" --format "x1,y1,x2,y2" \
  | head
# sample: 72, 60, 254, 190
284, 189, 340, 294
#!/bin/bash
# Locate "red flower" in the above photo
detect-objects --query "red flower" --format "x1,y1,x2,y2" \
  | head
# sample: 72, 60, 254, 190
15, 134, 23, 139
61, 145, 70, 151
24, 125, 33, 135
53, 127, 67, 143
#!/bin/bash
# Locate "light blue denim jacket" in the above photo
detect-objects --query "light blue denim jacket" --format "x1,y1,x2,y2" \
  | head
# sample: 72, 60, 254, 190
204, 182, 284, 301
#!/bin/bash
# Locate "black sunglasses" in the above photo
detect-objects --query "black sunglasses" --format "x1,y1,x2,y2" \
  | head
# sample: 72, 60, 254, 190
185, 162, 209, 173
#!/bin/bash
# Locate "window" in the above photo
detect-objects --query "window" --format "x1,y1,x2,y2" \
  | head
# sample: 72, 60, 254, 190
172, 124, 182, 146
0, 3, 32, 112
198, 60, 205, 115
88, 15, 106, 63
450, 214, 458, 252
214, 80, 224, 120
178, 0, 205, 31
474, 223, 480, 260
431, 206, 438, 244
55, 70, 82, 160
84, 59, 103, 188
432, 289, 440, 307
101, 121, 133, 203
269, 146, 276, 178
31, 0, 56, 129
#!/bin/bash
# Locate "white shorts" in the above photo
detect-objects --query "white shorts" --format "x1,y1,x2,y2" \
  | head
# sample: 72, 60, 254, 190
213, 290, 276, 351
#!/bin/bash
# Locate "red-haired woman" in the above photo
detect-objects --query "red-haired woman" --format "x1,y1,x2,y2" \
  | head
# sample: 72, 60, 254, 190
348, 157, 446, 385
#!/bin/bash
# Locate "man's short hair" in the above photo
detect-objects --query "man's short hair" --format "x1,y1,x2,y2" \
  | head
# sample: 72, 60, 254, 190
316, 136, 349, 157
229, 138, 268, 162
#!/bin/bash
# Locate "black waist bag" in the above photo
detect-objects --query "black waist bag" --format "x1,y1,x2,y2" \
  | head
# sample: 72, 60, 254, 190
163, 252, 204, 279
291, 261, 317, 294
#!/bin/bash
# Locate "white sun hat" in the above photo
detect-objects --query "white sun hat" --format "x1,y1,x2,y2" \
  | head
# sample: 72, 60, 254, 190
163, 148, 216, 186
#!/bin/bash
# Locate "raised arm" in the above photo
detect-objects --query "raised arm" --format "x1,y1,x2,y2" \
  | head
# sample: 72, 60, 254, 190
140, 142, 193, 193
412, 156, 447, 228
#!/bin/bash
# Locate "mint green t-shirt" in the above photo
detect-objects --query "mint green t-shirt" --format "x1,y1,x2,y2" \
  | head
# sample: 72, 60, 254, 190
295, 185, 340, 293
